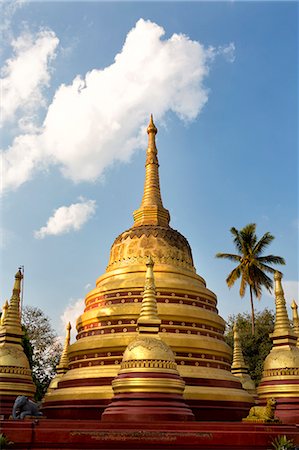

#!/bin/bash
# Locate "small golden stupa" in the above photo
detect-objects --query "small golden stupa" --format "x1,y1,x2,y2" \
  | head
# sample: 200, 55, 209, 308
231, 322, 256, 398
258, 271, 299, 423
47, 322, 71, 392
0, 270, 35, 417
43, 116, 253, 420
102, 256, 194, 421
291, 300, 299, 339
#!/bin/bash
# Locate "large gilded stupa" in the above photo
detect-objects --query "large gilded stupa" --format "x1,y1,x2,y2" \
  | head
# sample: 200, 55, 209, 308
43, 116, 253, 420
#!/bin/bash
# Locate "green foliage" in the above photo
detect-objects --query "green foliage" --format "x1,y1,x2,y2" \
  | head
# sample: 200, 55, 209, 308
225, 309, 274, 385
22, 325, 34, 368
271, 435, 294, 450
0, 433, 14, 448
216, 223, 285, 334
21, 305, 62, 401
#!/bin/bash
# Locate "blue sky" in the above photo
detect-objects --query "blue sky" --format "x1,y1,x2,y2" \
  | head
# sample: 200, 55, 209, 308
1, 1, 298, 337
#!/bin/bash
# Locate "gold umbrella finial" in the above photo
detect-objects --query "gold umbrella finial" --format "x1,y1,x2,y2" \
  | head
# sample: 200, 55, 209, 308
137, 256, 161, 334
133, 115, 170, 227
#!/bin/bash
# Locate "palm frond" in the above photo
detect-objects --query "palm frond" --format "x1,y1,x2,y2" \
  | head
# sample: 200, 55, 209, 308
215, 253, 241, 262
253, 232, 274, 256
257, 255, 286, 265
226, 266, 242, 288
230, 227, 243, 253
239, 275, 247, 297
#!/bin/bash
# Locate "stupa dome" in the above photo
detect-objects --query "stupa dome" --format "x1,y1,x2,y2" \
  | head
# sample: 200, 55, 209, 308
122, 336, 175, 363
0, 346, 30, 368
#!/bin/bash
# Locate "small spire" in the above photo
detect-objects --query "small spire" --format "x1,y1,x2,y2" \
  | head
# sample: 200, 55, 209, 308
2, 269, 23, 333
137, 256, 161, 334
56, 322, 71, 374
231, 322, 247, 370
1, 300, 9, 326
133, 115, 170, 227
271, 271, 297, 345
291, 300, 299, 338
231, 322, 256, 396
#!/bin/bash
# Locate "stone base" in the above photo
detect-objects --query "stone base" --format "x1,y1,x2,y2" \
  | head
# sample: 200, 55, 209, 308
1, 419, 299, 449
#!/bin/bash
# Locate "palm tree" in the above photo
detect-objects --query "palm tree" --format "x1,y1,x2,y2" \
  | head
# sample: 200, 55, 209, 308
216, 223, 285, 335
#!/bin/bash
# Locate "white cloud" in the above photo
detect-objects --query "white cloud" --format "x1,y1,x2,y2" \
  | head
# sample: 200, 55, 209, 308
283, 280, 299, 304
34, 198, 96, 239
0, 0, 26, 40
264, 279, 299, 305
1, 28, 59, 126
60, 298, 85, 341
2, 19, 234, 194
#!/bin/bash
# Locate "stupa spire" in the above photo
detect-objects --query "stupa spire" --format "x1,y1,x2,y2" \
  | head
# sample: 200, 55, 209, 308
1, 269, 23, 338
231, 322, 256, 397
137, 255, 161, 334
56, 322, 71, 374
291, 300, 299, 338
231, 322, 247, 370
271, 271, 297, 346
133, 115, 170, 227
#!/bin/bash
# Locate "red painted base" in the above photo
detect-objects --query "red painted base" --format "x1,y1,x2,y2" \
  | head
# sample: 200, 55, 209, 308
0, 395, 16, 419
258, 396, 299, 424
102, 393, 195, 421
42, 398, 252, 421
1, 419, 299, 449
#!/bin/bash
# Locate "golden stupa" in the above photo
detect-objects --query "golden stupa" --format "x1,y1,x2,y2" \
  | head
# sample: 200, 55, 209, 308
43, 116, 253, 420
102, 256, 194, 421
47, 322, 71, 392
0, 270, 35, 417
231, 322, 256, 398
258, 271, 299, 423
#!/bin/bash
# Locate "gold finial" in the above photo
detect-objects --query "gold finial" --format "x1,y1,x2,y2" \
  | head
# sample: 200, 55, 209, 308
137, 256, 161, 334
2, 269, 23, 331
291, 300, 299, 338
271, 271, 297, 344
133, 115, 170, 227
147, 114, 157, 135
231, 322, 247, 370
56, 322, 72, 373
1, 300, 9, 326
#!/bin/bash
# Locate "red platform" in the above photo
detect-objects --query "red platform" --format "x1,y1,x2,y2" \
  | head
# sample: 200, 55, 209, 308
1, 419, 299, 450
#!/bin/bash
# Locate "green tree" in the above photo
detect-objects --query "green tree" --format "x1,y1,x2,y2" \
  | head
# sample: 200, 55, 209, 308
21, 305, 62, 401
216, 223, 285, 335
225, 309, 275, 386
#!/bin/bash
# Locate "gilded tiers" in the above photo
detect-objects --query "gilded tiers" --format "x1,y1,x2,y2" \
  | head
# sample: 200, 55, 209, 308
43, 117, 253, 419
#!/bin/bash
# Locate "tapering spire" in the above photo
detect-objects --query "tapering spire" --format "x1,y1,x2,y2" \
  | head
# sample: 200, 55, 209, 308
231, 322, 256, 396
231, 322, 247, 370
56, 322, 71, 374
271, 271, 297, 345
1, 300, 9, 325
1, 269, 23, 336
137, 256, 161, 334
133, 115, 170, 227
291, 300, 299, 338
